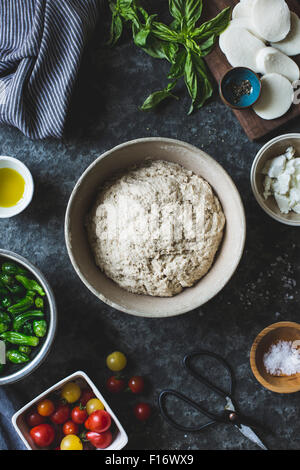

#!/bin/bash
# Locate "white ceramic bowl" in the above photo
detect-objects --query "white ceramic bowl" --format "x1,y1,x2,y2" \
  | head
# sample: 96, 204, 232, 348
65, 138, 246, 318
12, 371, 128, 450
0, 156, 34, 218
251, 133, 300, 226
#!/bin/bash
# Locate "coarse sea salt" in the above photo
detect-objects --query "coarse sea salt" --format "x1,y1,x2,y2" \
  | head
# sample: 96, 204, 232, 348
263, 340, 300, 376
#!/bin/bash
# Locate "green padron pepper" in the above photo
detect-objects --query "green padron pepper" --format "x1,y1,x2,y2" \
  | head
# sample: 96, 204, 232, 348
33, 320, 47, 338
0, 274, 26, 299
35, 297, 44, 309
15, 275, 45, 297
0, 331, 39, 347
9, 284, 26, 300
8, 292, 35, 315
0, 311, 11, 334
13, 310, 44, 332
1, 262, 27, 276
6, 350, 30, 364
0, 286, 12, 309
0, 273, 14, 288
19, 345, 31, 355
22, 321, 33, 336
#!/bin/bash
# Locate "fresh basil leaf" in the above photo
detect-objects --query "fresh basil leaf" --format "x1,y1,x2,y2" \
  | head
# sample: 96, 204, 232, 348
137, 5, 149, 21
108, 0, 116, 13
118, 0, 140, 27
184, 51, 198, 111
190, 52, 213, 111
134, 28, 150, 47
168, 48, 186, 80
132, 25, 179, 62
169, 0, 203, 31
184, 37, 203, 56
191, 6, 231, 40
169, 0, 185, 24
108, 0, 218, 115
199, 34, 217, 56
143, 38, 178, 62
184, 51, 212, 114
133, 14, 156, 47
140, 82, 179, 111
107, 13, 123, 46
152, 21, 180, 42
170, 19, 181, 32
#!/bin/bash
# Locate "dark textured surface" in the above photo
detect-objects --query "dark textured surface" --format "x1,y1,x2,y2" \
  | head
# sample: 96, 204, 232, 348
0, 1, 300, 450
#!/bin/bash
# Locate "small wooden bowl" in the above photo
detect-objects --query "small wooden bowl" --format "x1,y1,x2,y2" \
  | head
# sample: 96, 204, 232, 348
250, 322, 300, 394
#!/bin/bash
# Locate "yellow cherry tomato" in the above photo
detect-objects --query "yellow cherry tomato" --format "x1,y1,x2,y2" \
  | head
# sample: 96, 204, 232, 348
61, 382, 81, 403
106, 351, 127, 372
60, 434, 83, 450
86, 398, 105, 415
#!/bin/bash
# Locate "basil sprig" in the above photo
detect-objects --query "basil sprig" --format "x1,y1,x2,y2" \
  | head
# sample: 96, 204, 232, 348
108, 0, 231, 113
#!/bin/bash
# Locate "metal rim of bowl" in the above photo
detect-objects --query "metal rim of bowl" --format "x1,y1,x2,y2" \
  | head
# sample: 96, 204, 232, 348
65, 137, 246, 318
0, 249, 57, 385
250, 133, 300, 227
219, 67, 262, 110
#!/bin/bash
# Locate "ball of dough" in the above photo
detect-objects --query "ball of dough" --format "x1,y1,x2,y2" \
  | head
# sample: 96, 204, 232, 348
87, 161, 225, 297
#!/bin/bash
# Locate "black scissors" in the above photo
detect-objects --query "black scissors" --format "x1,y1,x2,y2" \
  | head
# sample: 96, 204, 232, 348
158, 350, 269, 450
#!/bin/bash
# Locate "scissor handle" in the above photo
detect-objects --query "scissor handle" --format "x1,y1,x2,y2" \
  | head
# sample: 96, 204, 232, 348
183, 350, 236, 401
158, 389, 220, 432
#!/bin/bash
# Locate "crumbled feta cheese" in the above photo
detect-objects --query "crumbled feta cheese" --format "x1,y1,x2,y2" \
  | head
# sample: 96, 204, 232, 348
290, 187, 300, 204
293, 203, 300, 214
274, 193, 290, 213
263, 175, 272, 199
293, 158, 300, 167
273, 172, 290, 195
262, 155, 286, 178
262, 146, 300, 214
285, 159, 296, 175
285, 146, 295, 160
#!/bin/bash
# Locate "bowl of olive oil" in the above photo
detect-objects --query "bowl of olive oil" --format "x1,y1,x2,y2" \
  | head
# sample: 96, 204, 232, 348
0, 156, 34, 218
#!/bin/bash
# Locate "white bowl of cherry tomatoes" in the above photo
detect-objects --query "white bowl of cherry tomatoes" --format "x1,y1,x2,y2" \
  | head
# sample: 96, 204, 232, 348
11, 371, 128, 450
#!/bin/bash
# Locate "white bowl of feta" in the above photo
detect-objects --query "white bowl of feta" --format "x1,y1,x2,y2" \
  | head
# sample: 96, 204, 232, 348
251, 133, 300, 226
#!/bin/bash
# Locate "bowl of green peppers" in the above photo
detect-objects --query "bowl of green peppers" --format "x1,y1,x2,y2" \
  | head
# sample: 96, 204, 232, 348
0, 249, 57, 385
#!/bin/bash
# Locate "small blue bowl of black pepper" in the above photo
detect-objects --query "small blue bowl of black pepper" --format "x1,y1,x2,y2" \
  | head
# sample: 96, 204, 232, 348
219, 67, 262, 109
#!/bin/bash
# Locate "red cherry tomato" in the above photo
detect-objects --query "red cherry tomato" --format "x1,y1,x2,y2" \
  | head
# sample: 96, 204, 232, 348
26, 409, 46, 427
134, 403, 151, 421
85, 410, 111, 433
37, 399, 55, 417
50, 403, 70, 425
30, 424, 55, 447
63, 420, 79, 436
80, 389, 95, 407
71, 406, 88, 424
86, 430, 112, 449
128, 376, 145, 394
106, 376, 126, 393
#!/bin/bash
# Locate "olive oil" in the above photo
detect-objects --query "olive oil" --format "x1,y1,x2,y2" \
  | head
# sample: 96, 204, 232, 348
0, 168, 25, 207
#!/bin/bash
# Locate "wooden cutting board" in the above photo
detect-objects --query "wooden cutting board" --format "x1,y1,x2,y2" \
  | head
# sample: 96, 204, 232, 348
204, 0, 300, 140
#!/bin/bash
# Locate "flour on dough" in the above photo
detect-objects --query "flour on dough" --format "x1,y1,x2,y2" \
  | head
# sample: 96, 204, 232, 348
87, 160, 225, 297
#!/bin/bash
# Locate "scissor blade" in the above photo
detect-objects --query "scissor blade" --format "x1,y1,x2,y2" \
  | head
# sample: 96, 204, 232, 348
237, 424, 268, 450
225, 397, 268, 450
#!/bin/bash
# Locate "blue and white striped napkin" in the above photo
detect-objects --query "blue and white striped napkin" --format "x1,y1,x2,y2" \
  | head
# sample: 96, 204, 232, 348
0, 0, 99, 139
